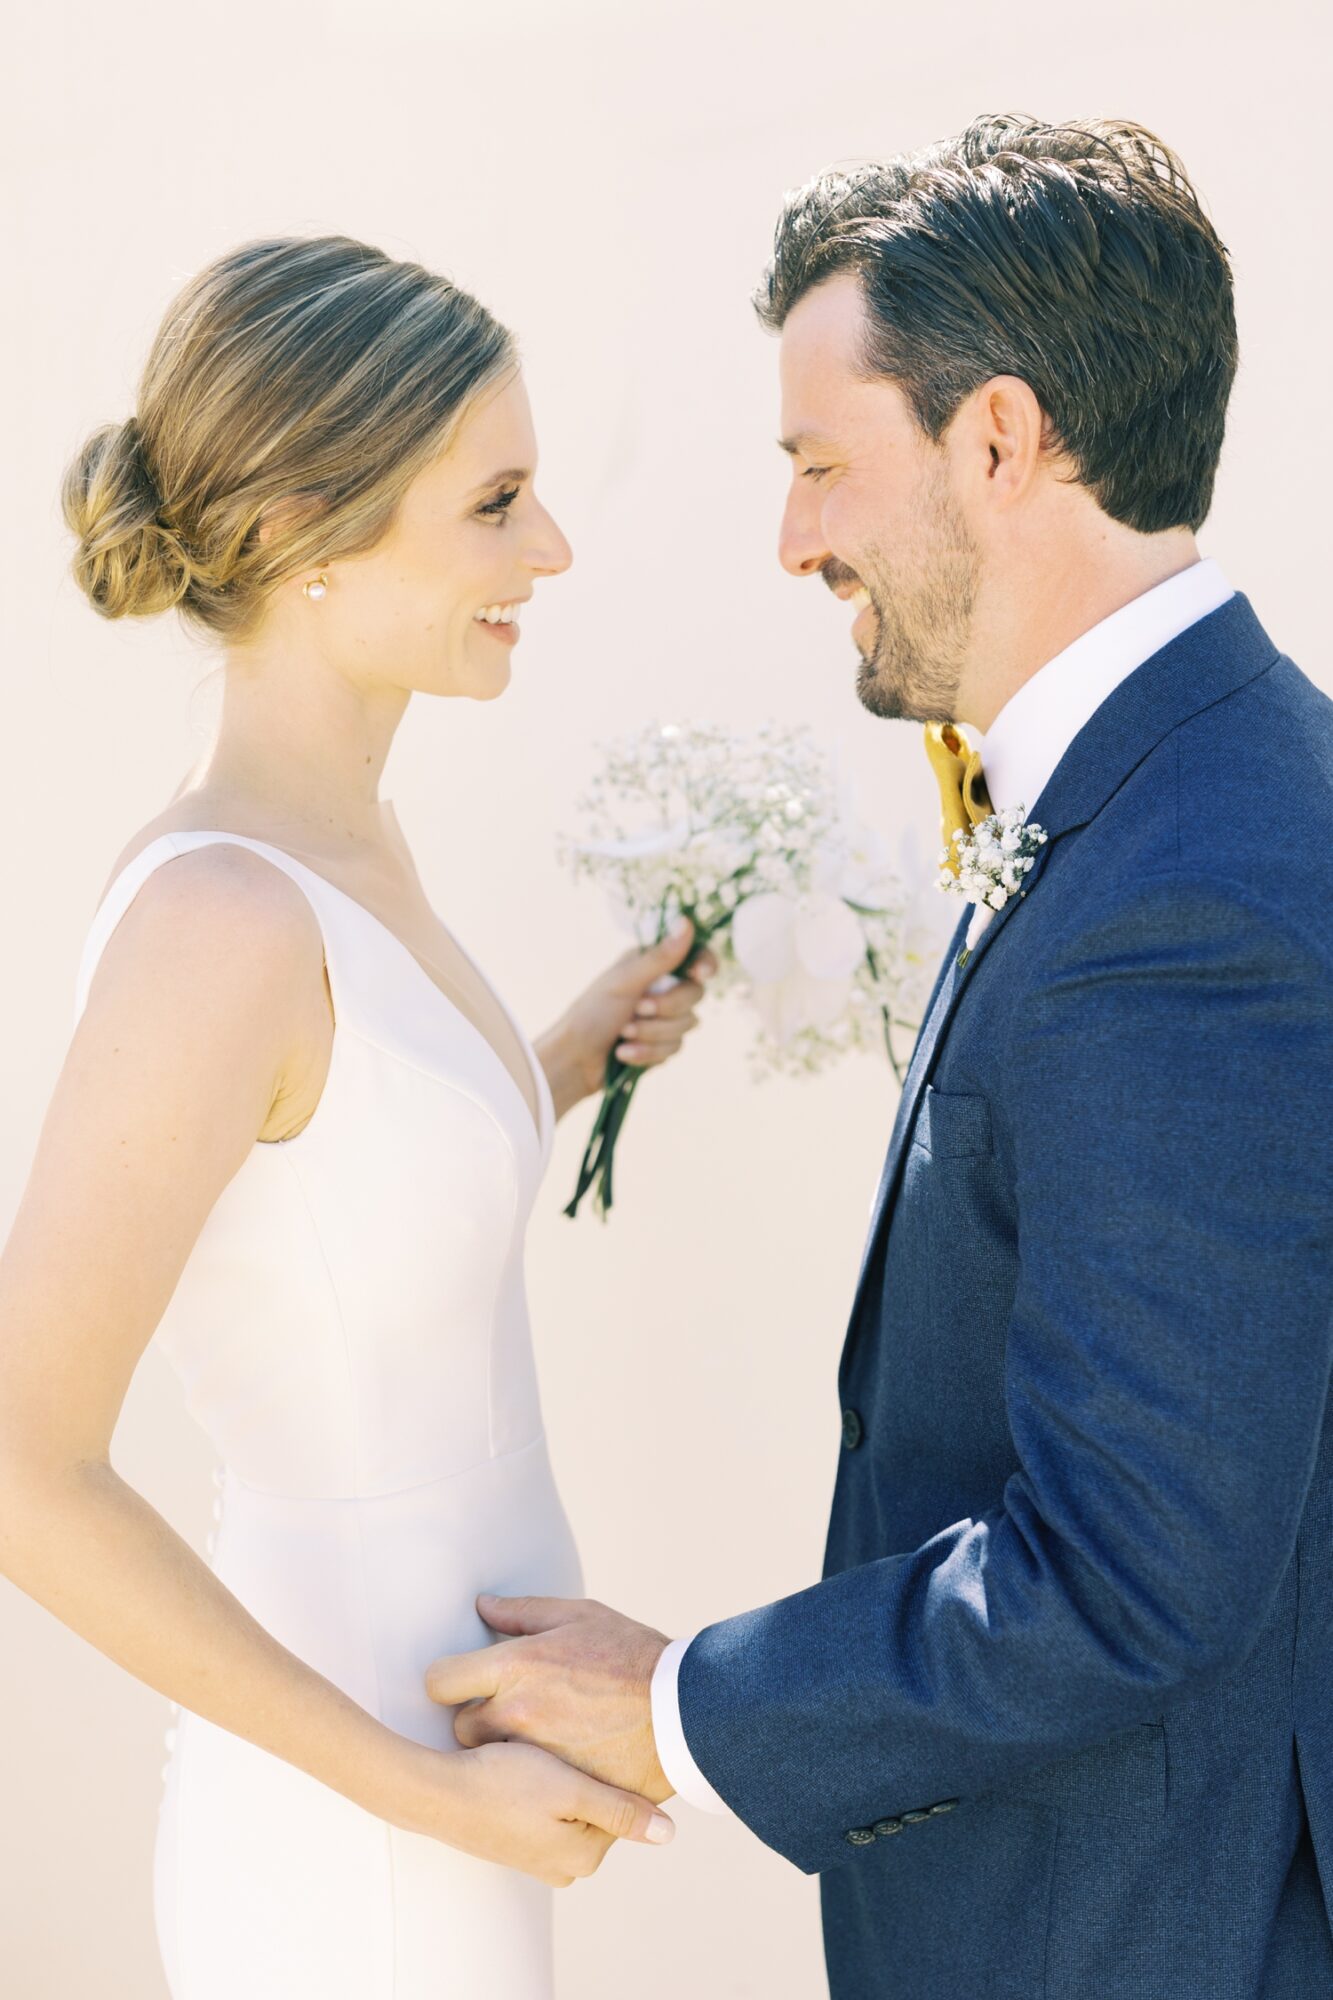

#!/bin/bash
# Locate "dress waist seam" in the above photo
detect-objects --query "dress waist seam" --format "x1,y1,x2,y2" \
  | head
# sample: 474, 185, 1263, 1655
218, 1429, 549, 1505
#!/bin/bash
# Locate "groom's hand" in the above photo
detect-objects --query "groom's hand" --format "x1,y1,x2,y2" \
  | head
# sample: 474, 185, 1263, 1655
424, 1595, 673, 1805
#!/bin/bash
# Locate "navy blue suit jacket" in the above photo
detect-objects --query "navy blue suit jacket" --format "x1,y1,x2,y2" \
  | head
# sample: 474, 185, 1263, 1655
677, 596, 1333, 1997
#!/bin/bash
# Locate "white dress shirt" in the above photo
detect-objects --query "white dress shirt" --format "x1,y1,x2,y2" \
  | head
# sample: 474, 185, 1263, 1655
650, 555, 1236, 1815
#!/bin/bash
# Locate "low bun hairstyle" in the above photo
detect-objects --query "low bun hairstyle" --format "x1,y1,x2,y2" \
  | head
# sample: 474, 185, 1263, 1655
61, 236, 516, 641
63, 418, 197, 620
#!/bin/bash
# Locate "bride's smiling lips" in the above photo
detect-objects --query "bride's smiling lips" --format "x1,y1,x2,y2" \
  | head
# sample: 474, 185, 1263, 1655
472, 596, 530, 647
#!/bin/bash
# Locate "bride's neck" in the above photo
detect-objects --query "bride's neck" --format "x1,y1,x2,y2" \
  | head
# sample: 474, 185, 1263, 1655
178, 650, 409, 853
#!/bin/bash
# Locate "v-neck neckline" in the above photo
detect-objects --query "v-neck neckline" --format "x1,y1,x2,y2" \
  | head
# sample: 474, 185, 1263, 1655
152, 831, 547, 1151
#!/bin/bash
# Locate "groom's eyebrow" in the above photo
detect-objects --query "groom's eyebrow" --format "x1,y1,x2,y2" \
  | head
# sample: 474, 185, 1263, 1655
778, 430, 840, 458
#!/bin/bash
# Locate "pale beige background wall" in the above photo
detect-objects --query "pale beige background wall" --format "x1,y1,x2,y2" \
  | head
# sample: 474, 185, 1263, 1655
2, 1, 1329, 1993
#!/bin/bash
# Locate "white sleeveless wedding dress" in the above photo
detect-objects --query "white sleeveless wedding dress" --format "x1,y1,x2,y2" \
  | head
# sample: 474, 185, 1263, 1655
72, 830, 585, 1999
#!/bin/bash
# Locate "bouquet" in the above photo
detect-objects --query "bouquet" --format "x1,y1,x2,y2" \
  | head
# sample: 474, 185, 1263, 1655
558, 719, 950, 1219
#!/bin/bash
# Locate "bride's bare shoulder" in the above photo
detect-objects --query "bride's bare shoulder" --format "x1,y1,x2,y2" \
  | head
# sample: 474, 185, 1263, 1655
91, 801, 327, 1012
83, 804, 334, 1147
97, 793, 255, 904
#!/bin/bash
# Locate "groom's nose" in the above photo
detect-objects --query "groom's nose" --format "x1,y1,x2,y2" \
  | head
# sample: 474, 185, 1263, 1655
778, 488, 831, 578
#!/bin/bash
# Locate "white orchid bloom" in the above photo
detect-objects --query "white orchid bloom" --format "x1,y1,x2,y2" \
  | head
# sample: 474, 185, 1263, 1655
732, 889, 867, 1046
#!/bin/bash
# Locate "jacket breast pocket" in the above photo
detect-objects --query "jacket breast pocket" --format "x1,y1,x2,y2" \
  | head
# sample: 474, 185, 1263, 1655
913, 1085, 994, 1159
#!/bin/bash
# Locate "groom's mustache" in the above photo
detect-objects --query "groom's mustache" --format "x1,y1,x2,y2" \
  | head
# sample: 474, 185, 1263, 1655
822, 558, 864, 596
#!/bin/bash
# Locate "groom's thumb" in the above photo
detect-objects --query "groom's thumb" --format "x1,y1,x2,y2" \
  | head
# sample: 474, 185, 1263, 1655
579, 1778, 675, 1847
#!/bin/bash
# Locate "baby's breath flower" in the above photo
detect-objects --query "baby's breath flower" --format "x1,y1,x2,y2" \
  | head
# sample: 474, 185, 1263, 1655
939, 807, 1049, 922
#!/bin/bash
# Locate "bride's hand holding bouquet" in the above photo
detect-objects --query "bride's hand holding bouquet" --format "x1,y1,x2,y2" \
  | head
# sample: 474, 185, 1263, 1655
537, 920, 717, 1124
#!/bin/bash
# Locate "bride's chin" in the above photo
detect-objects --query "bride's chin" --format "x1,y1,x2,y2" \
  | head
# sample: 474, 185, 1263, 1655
471, 657, 514, 701
463, 627, 518, 701
415, 652, 514, 700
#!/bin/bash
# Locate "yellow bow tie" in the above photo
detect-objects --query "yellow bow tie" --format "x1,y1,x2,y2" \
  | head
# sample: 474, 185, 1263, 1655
924, 722, 993, 878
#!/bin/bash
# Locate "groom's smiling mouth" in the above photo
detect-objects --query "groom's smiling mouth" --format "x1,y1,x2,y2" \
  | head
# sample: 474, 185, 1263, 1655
840, 582, 875, 643
823, 563, 877, 646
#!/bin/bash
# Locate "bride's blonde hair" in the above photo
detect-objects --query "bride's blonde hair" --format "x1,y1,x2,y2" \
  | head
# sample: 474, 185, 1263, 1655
62, 235, 515, 641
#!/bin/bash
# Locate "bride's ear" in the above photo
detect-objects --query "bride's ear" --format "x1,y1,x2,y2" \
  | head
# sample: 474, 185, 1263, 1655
253, 489, 331, 553
249, 491, 338, 601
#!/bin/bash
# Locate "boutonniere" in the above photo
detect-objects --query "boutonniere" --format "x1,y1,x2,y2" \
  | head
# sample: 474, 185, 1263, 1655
937, 805, 1049, 964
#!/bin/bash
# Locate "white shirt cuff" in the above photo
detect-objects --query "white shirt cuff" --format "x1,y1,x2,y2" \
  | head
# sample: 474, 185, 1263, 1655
650, 1636, 734, 1815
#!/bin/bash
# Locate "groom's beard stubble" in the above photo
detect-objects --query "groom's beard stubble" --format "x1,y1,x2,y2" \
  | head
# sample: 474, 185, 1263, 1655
840, 484, 981, 726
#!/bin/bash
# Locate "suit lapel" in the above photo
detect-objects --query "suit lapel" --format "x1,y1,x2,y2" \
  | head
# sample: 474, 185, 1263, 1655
847, 845, 1050, 1316
842, 589, 1281, 1352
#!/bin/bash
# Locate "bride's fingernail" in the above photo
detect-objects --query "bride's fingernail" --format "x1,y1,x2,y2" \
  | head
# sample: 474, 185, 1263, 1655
646, 1813, 675, 1844
636, 999, 657, 1017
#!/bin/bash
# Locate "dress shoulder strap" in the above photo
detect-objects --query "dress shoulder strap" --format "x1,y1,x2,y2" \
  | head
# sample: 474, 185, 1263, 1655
72, 831, 345, 1029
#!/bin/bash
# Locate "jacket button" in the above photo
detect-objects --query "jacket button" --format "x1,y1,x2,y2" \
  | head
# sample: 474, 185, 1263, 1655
844, 1827, 876, 1847
928, 1799, 959, 1815
841, 1408, 864, 1450
901, 1809, 932, 1824
872, 1818, 903, 1838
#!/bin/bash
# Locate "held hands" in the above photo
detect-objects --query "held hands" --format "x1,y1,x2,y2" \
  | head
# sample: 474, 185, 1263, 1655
404, 1735, 673, 1889
552, 922, 718, 1111
425, 1595, 673, 1806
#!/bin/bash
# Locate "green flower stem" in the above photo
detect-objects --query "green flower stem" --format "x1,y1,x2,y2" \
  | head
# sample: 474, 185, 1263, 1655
564, 910, 728, 1221
862, 938, 906, 1088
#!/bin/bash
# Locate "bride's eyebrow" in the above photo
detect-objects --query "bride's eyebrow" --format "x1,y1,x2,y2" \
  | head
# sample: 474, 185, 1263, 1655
467, 467, 533, 496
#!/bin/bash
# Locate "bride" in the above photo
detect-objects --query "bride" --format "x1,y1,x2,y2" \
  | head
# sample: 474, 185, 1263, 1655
0, 234, 713, 1997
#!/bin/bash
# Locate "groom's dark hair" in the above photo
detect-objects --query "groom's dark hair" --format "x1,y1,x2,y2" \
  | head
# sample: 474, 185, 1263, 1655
755, 115, 1237, 534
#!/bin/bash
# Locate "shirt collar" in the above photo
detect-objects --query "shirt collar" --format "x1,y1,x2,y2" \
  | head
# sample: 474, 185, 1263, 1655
969, 558, 1235, 820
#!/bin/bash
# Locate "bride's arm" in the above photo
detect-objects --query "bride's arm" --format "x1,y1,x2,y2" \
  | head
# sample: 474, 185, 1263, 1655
0, 844, 668, 1884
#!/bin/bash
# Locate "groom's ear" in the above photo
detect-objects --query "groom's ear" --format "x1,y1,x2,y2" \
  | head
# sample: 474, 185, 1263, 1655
961, 375, 1049, 510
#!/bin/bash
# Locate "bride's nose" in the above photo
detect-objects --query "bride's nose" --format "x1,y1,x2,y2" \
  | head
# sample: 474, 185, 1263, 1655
525, 499, 573, 577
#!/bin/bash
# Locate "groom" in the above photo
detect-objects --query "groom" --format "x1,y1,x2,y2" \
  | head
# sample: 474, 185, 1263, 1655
425, 117, 1333, 1995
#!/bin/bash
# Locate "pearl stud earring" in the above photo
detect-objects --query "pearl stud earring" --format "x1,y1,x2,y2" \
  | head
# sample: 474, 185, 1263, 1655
303, 573, 329, 601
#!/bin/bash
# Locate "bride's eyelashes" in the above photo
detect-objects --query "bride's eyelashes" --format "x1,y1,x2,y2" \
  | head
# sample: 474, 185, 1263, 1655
476, 486, 520, 523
